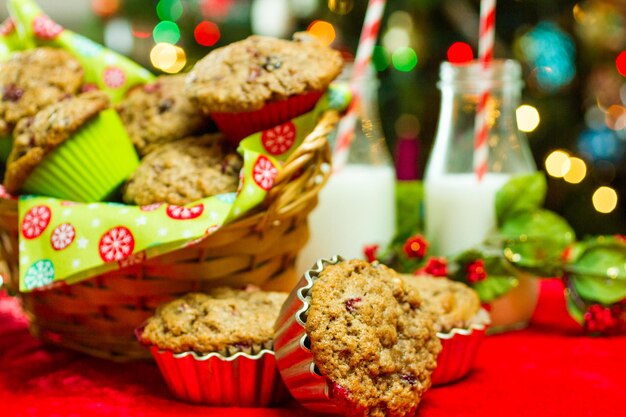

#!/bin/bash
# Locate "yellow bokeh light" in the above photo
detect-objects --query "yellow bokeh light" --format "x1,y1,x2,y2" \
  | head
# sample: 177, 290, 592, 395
307, 20, 336, 46
563, 157, 587, 184
516, 105, 540, 132
545, 150, 571, 178
150, 43, 186, 74
592, 186, 618, 214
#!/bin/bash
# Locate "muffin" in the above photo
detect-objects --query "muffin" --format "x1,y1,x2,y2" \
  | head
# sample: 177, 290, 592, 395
122, 134, 242, 206
0, 47, 83, 136
274, 258, 441, 416
4, 90, 139, 202
402, 275, 490, 386
116, 74, 210, 156
0, 47, 84, 161
138, 288, 290, 406
186, 33, 343, 142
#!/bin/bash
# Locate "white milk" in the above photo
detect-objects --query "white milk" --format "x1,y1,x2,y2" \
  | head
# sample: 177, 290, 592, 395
296, 164, 396, 275
425, 173, 511, 256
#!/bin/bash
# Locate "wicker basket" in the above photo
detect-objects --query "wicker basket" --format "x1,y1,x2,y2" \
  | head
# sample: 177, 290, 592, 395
0, 111, 338, 361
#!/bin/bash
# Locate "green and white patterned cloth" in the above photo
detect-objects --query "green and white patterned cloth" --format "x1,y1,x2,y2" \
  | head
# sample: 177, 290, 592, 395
17, 85, 351, 292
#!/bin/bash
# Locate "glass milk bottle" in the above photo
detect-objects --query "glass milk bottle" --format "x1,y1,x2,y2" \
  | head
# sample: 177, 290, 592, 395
425, 60, 538, 331
296, 66, 396, 274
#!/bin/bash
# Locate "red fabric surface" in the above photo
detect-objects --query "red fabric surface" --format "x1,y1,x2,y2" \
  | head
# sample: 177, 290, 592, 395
1, 279, 624, 417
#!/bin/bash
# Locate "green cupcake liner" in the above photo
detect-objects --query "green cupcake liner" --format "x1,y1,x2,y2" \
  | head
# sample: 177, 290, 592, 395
22, 109, 139, 202
0, 134, 12, 163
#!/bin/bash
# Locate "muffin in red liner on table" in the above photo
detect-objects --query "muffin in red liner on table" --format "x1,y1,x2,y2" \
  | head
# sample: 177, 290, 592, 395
136, 288, 290, 407
185, 33, 343, 144
274, 257, 442, 416
402, 274, 490, 385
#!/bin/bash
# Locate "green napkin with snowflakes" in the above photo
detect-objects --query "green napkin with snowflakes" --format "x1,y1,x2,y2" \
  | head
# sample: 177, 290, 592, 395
17, 85, 351, 292
5, 0, 154, 102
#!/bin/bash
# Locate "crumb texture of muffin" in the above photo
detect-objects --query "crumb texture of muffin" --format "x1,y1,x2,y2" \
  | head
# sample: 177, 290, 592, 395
186, 35, 343, 113
0, 47, 84, 135
117, 74, 209, 156
305, 260, 441, 417
141, 289, 288, 354
3, 90, 110, 193
122, 134, 242, 206
402, 275, 482, 332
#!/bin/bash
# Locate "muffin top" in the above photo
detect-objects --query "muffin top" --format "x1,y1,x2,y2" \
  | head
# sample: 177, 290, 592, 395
402, 275, 483, 332
122, 134, 242, 206
0, 47, 84, 135
305, 260, 441, 417
116, 74, 209, 156
4, 90, 109, 194
140, 288, 288, 354
186, 34, 343, 113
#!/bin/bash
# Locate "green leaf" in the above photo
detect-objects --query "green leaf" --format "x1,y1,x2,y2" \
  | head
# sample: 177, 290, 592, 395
498, 209, 575, 276
395, 181, 423, 240
473, 275, 518, 303
571, 275, 626, 305
565, 294, 585, 324
567, 237, 626, 304
495, 173, 547, 225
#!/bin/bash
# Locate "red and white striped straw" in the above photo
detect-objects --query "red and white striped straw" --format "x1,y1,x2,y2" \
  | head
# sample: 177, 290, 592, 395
332, 0, 386, 172
473, 0, 496, 181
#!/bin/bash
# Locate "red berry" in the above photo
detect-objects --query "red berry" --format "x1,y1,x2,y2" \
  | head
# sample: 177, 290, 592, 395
363, 244, 379, 263
403, 235, 428, 259
467, 259, 487, 283
344, 297, 362, 313
419, 257, 448, 277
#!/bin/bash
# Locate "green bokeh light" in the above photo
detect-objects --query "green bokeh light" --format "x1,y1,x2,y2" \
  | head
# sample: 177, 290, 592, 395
153, 21, 181, 44
373, 45, 390, 71
392, 47, 418, 72
156, 0, 184, 21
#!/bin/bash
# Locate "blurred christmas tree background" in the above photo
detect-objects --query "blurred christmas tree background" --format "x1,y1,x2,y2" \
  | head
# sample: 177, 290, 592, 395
3, 0, 624, 236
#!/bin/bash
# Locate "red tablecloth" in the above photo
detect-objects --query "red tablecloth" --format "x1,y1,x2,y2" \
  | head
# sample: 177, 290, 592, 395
1, 279, 624, 417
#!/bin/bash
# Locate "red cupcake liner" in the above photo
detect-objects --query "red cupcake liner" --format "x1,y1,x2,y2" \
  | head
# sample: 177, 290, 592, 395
274, 256, 354, 414
148, 347, 290, 407
431, 315, 489, 386
211, 91, 324, 145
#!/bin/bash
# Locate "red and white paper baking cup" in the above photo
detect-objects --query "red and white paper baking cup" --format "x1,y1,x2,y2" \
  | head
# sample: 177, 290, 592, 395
274, 256, 353, 414
211, 91, 323, 144
141, 338, 290, 407
431, 315, 489, 386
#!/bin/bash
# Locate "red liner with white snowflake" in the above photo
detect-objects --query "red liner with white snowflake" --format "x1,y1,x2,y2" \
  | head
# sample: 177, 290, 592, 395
211, 92, 324, 145
431, 316, 489, 386
137, 329, 290, 407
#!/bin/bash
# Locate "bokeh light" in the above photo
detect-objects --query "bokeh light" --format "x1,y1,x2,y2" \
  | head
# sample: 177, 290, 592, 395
327, 0, 354, 15
372, 45, 390, 72
563, 157, 587, 184
545, 150, 571, 178
104, 18, 133, 55
519, 22, 575, 92
578, 128, 625, 162
605, 105, 626, 130
447, 42, 473, 64
194, 21, 220, 46
616, 51, 626, 76
92, 0, 119, 17
516, 105, 540, 132
307, 20, 336, 46
153, 21, 181, 44
592, 186, 618, 213
157, 0, 184, 21
392, 47, 417, 72
383, 27, 410, 52
150, 43, 186, 73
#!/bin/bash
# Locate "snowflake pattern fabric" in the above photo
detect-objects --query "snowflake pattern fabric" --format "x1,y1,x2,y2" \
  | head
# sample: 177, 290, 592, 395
13, 84, 350, 291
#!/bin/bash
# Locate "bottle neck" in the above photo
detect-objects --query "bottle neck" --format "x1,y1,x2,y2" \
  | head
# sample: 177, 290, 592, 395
426, 63, 536, 177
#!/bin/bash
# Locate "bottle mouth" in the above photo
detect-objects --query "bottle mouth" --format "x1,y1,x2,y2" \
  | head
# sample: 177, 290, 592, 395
438, 59, 523, 90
